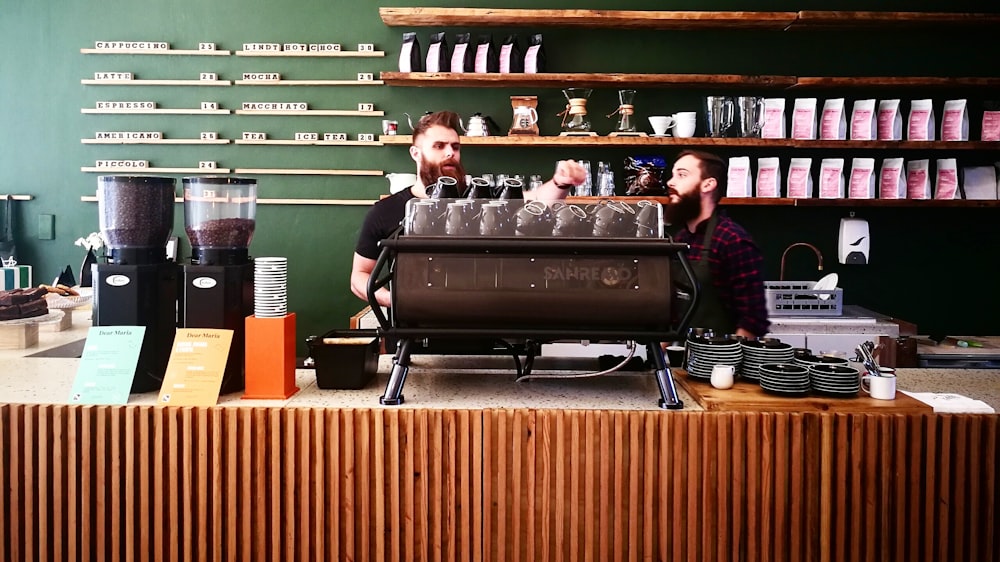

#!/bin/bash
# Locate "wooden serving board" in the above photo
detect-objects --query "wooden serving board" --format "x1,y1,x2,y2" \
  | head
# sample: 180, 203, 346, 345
675, 371, 932, 413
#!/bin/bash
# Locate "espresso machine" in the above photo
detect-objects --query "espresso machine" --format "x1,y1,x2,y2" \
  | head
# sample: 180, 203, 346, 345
177, 177, 256, 394
92, 175, 179, 393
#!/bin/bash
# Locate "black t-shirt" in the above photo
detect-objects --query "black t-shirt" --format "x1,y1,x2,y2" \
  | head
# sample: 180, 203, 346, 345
355, 188, 416, 260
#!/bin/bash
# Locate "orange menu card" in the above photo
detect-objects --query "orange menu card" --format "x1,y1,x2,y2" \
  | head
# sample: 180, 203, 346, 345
157, 328, 234, 406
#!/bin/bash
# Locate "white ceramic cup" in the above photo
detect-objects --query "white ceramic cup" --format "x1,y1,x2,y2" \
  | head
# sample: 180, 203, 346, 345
648, 115, 675, 136
711, 364, 735, 389
673, 112, 697, 138
861, 373, 896, 400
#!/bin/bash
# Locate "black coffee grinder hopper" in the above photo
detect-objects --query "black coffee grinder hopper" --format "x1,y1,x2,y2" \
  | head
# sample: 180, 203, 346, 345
177, 177, 256, 395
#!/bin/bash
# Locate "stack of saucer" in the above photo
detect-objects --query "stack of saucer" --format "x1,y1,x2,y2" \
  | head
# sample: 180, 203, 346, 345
809, 364, 861, 397
685, 335, 742, 381
740, 339, 795, 382
758, 363, 810, 396
254, 257, 288, 318
793, 353, 849, 371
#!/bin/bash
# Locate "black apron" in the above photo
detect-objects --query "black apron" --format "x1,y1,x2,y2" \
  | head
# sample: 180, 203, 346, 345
673, 212, 737, 335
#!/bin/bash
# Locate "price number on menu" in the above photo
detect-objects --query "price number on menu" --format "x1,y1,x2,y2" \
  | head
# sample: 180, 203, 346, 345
358, 103, 374, 112
199, 161, 217, 169
201, 102, 218, 111
358, 43, 375, 52
199, 72, 217, 81
198, 43, 217, 51
358, 133, 375, 142
200, 132, 218, 140
357, 72, 374, 82
324, 133, 348, 141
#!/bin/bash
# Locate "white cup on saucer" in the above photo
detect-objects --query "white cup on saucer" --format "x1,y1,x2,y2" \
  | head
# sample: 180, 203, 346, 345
673, 112, 697, 138
648, 115, 675, 136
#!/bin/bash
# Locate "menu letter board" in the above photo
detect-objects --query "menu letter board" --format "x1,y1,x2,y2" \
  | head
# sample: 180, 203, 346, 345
157, 328, 234, 406
69, 326, 146, 404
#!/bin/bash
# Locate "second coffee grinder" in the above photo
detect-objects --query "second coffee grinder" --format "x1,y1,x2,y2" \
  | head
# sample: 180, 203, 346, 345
178, 177, 256, 394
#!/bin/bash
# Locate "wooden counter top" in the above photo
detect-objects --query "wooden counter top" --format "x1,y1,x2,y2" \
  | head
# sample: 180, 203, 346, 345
675, 373, 932, 413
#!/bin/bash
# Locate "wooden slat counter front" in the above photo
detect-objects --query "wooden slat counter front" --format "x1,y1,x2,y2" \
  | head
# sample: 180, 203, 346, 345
1, 312, 998, 561
1, 404, 997, 561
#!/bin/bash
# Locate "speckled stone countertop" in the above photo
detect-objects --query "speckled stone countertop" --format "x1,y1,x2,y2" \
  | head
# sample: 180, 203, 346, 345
1, 309, 995, 412
767, 305, 900, 336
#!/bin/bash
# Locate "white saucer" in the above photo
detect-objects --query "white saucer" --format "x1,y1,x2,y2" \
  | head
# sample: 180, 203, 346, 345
813, 273, 839, 300
650, 133, 672, 138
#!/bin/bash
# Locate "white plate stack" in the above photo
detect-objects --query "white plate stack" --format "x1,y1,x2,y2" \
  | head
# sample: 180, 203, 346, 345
740, 339, 795, 382
758, 363, 811, 395
809, 364, 861, 396
685, 336, 742, 381
254, 257, 288, 318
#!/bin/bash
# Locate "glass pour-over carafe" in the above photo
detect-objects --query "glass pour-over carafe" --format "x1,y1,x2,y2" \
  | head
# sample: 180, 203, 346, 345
608, 89, 637, 133
560, 88, 593, 133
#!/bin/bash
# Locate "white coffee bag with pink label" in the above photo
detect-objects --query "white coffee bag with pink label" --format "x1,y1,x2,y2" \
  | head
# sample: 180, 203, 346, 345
787, 157, 814, 198
850, 99, 877, 140
982, 110, 1000, 142
879, 158, 906, 199
791, 98, 817, 140
934, 158, 959, 199
819, 158, 845, 199
761, 98, 786, 139
727, 157, 752, 198
906, 159, 931, 199
819, 98, 846, 140
940, 99, 969, 142
848, 158, 876, 199
907, 99, 935, 141
877, 99, 903, 141
756, 157, 781, 197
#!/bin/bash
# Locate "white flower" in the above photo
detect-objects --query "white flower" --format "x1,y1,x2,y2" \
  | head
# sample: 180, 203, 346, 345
74, 232, 105, 251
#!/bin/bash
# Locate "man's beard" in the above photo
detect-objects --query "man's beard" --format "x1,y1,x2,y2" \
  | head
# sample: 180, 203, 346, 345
664, 189, 702, 226
419, 156, 467, 195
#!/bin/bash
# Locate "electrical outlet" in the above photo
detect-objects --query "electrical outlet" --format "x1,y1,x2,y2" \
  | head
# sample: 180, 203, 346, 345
38, 214, 55, 240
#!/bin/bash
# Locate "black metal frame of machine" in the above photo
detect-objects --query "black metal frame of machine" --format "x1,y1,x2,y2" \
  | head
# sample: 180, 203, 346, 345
367, 233, 700, 408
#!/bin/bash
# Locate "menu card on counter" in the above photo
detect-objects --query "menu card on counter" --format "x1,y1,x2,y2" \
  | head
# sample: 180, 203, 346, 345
157, 328, 233, 406
69, 326, 146, 404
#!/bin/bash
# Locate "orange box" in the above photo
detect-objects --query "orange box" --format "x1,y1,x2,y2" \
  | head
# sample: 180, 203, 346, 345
243, 313, 299, 400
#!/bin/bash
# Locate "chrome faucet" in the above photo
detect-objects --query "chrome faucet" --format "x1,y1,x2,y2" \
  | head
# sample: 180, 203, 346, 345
779, 242, 823, 281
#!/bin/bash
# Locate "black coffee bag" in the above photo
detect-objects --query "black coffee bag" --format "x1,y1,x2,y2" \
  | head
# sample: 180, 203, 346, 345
498, 35, 523, 73
451, 32, 474, 73
425, 32, 448, 73
524, 34, 546, 73
474, 34, 498, 73
399, 32, 422, 72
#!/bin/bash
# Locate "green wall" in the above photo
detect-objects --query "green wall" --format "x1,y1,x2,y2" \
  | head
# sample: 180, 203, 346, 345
2, 0, 998, 350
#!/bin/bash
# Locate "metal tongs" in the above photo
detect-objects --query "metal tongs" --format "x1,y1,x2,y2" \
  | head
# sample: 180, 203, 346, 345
855, 341, 883, 377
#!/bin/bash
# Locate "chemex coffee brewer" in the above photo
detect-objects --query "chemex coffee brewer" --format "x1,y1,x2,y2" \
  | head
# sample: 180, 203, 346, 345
177, 177, 256, 394
92, 175, 179, 392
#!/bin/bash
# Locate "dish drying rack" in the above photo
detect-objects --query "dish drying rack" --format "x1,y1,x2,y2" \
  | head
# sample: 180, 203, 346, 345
764, 281, 843, 316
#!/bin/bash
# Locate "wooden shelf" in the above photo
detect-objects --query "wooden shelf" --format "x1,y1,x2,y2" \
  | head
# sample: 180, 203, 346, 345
382, 72, 1000, 90
234, 109, 384, 116
379, 135, 1000, 150
232, 168, 383, 176
790, 11, 1000, 29
81, 195, 376, 206
379, 7, 1000, 30
81, 167, 231, 174
80, 48, 232, 55
790, 76, 1000, 89
379, 7, 797, 30
81, 79, 232, 86
234, 79, 385, 86
235, 50, 384, 57
380, 72, 794, 89
81, 108, 232, 115
568, 196, 999, 208
81, 138, 231, 145
234, 140, 383, 146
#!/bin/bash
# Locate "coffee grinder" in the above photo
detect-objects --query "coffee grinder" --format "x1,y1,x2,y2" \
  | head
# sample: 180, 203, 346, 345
92, 175, 179, 393
177, 177, 256, 394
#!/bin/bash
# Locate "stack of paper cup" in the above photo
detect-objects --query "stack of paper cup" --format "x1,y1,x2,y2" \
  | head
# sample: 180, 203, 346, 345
254, 257, 288, 318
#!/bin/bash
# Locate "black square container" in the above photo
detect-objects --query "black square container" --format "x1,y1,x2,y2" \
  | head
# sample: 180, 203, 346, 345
306, 329, 379, 390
